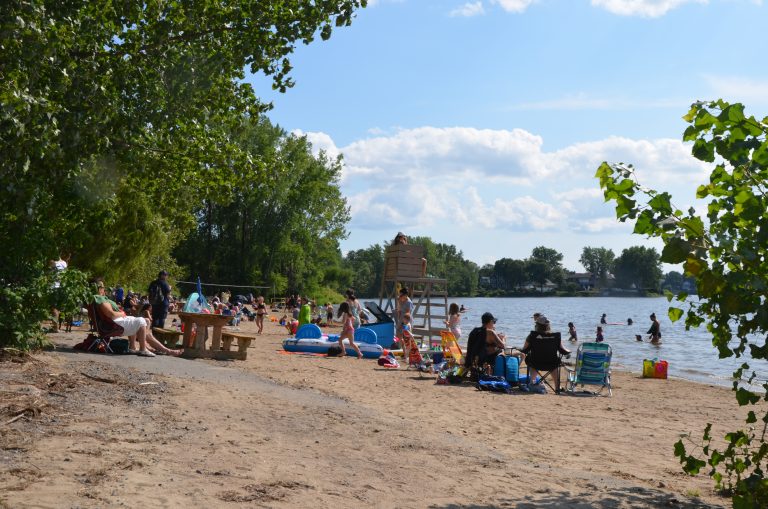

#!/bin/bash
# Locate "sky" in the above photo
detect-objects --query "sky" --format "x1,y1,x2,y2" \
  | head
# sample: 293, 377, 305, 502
246, 0, 767, 272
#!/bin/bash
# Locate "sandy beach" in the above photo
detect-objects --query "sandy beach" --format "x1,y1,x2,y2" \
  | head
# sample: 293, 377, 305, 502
1, 315, 747, 508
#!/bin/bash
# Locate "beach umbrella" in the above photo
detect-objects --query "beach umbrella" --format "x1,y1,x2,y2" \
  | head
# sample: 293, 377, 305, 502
196, 277, 207, 307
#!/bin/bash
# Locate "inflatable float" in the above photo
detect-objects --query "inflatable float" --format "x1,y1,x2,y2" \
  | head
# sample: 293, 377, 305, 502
282, 324, 383, 359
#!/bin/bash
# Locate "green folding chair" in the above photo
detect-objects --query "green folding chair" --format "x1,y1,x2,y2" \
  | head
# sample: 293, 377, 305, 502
565, 342, 612, 396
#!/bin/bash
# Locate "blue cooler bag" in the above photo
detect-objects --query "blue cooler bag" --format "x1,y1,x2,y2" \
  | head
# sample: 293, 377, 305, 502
493, 355, 519, 384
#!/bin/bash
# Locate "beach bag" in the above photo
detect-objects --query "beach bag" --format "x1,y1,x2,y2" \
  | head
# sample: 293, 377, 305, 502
643, 358, 668, 379
327, 346, 343, 357
476, 374, 511, 393
493, 354, 519, 384
378, 352, 400, 369
109, 338, 130, 354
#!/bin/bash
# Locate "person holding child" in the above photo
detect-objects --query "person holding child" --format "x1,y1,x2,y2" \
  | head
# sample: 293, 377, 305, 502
337, 302, 363, 359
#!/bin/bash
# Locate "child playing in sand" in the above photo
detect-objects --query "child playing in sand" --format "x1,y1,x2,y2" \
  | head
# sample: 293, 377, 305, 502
568, 322, 578, 342
445, 302, 462, 340
596, 326, 604, 343
337, 302, 363, 359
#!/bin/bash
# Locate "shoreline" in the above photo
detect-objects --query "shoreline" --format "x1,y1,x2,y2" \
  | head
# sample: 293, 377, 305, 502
1, 317, 744, 508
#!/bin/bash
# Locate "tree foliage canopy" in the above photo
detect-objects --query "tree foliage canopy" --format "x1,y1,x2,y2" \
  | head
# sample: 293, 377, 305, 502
597, 100, 768, 507
0, 0, 366, 347
611, 246, 662, 291
174, 117, 350, 296
579, 247, 615, 287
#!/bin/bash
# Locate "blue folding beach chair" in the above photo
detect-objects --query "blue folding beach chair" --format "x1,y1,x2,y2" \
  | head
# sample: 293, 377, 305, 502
565, 342, 612, 396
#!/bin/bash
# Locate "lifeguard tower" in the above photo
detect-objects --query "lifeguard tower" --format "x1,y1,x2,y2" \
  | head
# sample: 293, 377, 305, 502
379, 244, 448, 346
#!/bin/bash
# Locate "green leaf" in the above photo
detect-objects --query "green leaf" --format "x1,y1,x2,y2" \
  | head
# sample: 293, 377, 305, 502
735, 388, 760, 406
668, 307, 683, 322
648, 192, 673, 214
674, 439, 687, 458
662, 237, 692, 264
752, 141, 768, 166
692, 139, 715, 162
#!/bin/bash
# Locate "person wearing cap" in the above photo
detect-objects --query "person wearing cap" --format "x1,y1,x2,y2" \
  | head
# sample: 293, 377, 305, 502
148, 270, 172, 329
481, 312, 506, 367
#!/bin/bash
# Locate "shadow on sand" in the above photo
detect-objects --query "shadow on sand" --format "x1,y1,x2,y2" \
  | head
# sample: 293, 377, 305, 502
430, 486, 724, 509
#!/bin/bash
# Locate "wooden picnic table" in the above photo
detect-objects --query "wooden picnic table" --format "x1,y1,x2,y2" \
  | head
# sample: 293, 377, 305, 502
177, 312, 236, 360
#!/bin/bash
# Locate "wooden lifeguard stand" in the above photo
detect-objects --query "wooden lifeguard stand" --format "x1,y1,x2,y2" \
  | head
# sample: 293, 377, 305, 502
379, 244, 448, 345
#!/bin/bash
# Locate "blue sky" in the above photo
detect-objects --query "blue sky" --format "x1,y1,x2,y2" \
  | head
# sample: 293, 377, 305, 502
247, 0, 767, 271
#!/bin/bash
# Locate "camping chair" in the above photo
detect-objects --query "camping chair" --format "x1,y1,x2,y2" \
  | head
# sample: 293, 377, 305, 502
522, 332, 568, 393
86, 302, 124, 353
440, 330, 464, 366
565, 342, 613, 396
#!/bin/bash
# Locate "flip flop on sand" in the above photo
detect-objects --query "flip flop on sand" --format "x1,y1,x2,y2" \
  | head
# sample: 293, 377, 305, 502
137, 350, 156, 357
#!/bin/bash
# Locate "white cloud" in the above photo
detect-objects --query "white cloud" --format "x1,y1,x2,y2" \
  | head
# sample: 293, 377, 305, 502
590, 0, 707, 18
492, 0, 537, 13
703, 75, 768, 106
301, 126, 709, 236
449, 1, 485, 17
292, 129, 341, 160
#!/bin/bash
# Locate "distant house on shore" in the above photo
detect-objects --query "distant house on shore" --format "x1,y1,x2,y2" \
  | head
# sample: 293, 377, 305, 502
566, 271, 595, 291
522, 280, 558, 293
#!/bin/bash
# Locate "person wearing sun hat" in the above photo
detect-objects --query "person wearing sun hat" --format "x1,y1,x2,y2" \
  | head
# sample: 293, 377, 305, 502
521, 314, 571, 392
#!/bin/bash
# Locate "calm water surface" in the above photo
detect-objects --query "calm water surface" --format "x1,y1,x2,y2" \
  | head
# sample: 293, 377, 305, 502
445, 297, 767, 388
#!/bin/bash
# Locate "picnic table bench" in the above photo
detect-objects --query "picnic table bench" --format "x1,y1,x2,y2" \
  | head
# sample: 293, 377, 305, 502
220, 331, 254, 360
153, 327, 182, 348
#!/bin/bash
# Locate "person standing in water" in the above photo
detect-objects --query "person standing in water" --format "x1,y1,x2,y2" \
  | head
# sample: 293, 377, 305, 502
567, 322, 578, 342
600, 313, 607, 325
648, 313, 661, 344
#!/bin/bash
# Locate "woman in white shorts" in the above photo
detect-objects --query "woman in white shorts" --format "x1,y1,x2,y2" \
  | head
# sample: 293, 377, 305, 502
94, 282, 156, 357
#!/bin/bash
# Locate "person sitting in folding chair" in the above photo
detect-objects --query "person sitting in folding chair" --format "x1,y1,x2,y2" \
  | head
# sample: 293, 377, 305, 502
521, 315, 570, 393
94, 281, 156, 357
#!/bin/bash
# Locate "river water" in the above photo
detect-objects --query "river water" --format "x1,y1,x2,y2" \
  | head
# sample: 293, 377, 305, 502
443, 296, 767, 389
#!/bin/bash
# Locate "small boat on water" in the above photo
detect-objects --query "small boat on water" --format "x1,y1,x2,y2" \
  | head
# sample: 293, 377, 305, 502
282, 324, 383, 359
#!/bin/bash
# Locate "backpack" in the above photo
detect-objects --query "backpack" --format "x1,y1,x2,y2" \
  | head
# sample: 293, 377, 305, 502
109, 338, 130, 354
149, 281, 164, 306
